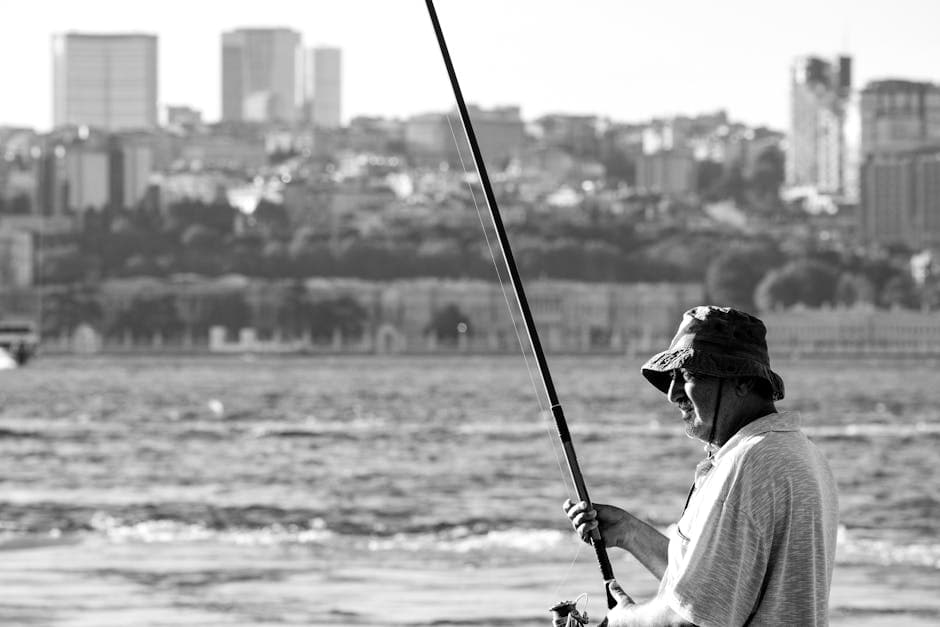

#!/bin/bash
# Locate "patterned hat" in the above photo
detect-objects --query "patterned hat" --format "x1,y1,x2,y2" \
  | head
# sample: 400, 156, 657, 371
640, 306, 785, 400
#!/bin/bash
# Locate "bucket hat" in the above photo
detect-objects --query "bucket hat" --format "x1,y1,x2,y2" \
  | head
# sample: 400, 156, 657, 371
641, 306, 785, 400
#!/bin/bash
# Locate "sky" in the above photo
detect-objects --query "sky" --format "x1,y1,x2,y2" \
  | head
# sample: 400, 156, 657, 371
1, 0, 940, 131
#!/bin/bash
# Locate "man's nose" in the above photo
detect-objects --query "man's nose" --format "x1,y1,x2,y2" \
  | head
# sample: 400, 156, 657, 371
667, 373, 684, 403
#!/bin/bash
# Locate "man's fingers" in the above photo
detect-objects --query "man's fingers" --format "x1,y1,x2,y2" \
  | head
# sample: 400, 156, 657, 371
563, 499, 589, 515
608, 579, 628, 600
607, 579, 635, 605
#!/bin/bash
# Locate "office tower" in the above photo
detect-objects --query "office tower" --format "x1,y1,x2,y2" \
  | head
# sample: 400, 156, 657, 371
861, 149, 940, 248
788, 55, 852, 197
307, 47, 342, 129
221, 28, 302, 124
859, 80, 940, 245
859, 80, 940, 157
52, 33, 158, 130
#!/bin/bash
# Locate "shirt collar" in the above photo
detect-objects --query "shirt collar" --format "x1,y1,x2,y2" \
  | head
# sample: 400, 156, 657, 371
708, 411, 800, 465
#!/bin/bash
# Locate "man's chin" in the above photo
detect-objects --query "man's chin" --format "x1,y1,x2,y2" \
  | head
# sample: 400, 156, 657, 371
684, 421, 705, 442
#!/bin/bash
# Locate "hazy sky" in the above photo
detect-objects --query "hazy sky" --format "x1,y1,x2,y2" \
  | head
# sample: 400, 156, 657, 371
1, 0, 939, 131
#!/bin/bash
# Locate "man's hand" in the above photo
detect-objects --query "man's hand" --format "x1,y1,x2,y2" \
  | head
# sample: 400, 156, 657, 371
563, 499, 631, 549
598, 579, 635, 627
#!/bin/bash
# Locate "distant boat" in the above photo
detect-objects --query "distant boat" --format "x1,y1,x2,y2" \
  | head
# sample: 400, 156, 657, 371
0, 320, 39, 366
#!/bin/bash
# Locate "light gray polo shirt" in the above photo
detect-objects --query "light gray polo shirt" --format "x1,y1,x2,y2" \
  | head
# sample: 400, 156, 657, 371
657, 411, 839, 626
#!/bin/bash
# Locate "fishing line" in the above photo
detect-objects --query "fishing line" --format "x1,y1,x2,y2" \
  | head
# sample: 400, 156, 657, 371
554, 541, 586, 600
427, 1, 615, 609
445, 114, 583, 599
444, 114, 575, 497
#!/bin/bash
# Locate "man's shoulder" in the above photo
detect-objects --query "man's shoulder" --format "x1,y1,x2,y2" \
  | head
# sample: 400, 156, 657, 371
723, 427, 836, 511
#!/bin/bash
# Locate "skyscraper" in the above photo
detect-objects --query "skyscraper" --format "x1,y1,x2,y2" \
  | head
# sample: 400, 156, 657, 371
52, 33, 158, 131
787, 55, 853, 197
859, 79, 940, 158
221, 28, 302, 124
307, 47, 342, 129
859, 80, 940, 246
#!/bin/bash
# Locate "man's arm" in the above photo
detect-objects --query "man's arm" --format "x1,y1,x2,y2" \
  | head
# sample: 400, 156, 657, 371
563, 500, 670, 580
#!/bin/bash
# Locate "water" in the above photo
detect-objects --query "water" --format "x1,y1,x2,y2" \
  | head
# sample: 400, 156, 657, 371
0, 354, 938, 625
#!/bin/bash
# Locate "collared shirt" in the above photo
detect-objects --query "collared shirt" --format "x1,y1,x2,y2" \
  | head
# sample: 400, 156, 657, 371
657, 411, 839, 626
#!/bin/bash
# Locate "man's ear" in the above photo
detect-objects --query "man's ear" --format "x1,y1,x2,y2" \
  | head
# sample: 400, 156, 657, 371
733, 376, 756, 397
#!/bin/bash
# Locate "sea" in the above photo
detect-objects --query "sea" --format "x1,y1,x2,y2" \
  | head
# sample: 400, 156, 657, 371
0, 354, 938, 626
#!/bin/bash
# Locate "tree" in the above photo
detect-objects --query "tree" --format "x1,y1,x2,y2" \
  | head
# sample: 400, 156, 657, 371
41, 284, 103, 337
38, 247, 89, 284
834, 273, 876, 307
331, 295, 368, 340
696, 160, 725, 197
749, 146, 785, 200
754, 258, 841, 311
181, 224, 224, 251
121, 250, 168, 277
9, 193, 31, 215
880, 274, 919, 310
702, 162, 746, 204
276, 281, 313, 338
600, 149, 636, 185
201, 293, 252, 335
425, 303, 472, 345
704, 243, 784, 312
109, 294, 183, 341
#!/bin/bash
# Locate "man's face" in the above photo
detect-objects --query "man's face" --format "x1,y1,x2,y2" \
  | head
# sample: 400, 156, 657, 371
667, 368, 722, 442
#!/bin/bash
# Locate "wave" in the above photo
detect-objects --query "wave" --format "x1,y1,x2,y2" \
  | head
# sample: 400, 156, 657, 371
4, 509, 936, 572
87, 513, 336, 546
836, 526, 940, 569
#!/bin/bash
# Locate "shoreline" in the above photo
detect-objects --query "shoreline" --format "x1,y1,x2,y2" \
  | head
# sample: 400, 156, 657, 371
0, 537, 936, 626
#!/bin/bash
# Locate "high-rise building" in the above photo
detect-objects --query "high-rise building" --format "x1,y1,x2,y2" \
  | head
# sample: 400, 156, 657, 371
861, 148, 940, 248
307, 47, 342, 129
52, 33, 158, 131
221, 28, 302, 124
859, 80, 940, 157
788, 55, 853, 197
858, 80, 940, 245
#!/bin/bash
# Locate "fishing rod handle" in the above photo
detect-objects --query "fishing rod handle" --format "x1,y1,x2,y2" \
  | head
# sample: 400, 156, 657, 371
553, 405, 617, 609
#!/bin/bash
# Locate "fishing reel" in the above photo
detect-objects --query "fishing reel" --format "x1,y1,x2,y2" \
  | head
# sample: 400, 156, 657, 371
550, 594, 590, 626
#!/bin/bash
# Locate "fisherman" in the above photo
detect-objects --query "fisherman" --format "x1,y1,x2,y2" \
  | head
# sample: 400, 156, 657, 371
564, 306, 839, 626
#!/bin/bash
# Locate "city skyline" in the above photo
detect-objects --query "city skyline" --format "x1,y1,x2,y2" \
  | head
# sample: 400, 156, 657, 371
1, 0, 940, 131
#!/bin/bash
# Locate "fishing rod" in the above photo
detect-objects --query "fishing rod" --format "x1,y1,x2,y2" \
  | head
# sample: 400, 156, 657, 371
424, 0, 617, 613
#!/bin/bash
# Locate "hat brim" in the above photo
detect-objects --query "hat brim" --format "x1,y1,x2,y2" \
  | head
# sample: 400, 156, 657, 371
641, 346, 785, 401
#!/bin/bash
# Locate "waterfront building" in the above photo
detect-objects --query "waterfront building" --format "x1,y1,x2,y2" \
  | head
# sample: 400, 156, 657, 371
52, 33, 158, 131
764, 308, 940, 356
221, 28, 302, 124
0, 230, 33, 287
787, 55, 853, 197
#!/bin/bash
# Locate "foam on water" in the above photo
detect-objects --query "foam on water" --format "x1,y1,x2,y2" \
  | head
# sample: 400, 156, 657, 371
64, 513, 940, 571
88, 512, 336, 546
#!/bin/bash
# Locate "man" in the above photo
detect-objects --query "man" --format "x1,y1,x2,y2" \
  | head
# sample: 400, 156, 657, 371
564, 306, 838, 626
